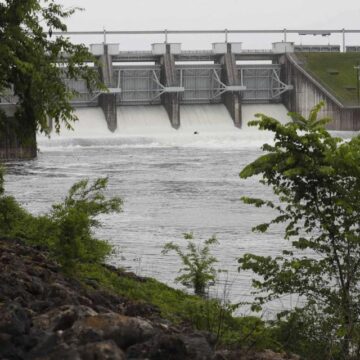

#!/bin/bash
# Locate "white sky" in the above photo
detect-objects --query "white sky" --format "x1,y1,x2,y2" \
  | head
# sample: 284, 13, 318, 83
58, 0, 360, 50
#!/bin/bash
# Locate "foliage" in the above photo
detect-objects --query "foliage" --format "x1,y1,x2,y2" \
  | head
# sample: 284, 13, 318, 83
0, 166, 33, 237
0, 176, 122, 271
162, 233, 219, 297
238, 103, 360, 359
271, 305, 345, 360
0, 0, 103, 137
46, 178, 122, 269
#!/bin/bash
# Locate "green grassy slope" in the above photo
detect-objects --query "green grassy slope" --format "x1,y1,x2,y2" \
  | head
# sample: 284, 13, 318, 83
296, 53, 360, 106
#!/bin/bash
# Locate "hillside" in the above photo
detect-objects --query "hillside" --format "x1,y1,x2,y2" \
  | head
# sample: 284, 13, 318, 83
296, 52, 360, 106
0, 238, 297, 360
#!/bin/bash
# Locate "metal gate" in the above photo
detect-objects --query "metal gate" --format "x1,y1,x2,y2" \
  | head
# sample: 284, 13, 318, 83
239, 64, 292, 103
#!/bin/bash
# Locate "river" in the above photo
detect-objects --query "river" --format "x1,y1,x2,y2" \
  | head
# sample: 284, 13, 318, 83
4, 103, 317, 316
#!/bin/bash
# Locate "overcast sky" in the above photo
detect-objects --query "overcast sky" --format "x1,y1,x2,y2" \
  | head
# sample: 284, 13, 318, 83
58, 0, 360, 50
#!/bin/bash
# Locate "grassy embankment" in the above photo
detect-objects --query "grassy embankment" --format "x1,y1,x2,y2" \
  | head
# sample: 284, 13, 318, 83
76, 262, 279, 349
296, 52, 360, 106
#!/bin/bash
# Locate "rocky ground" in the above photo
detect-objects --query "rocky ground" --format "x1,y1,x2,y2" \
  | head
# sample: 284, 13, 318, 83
0, 238, 298, 360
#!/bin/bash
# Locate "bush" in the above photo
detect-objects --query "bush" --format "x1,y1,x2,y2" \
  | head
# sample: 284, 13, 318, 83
162, 233, 218, 297
0, 173, 122, 271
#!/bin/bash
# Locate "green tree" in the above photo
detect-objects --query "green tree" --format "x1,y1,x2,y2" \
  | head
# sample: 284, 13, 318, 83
238, 103, 360, 359
162, 233, 219, 297
0, 0, 101, 143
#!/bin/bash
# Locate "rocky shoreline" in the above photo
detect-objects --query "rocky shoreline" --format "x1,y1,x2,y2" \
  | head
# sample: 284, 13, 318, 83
0, 238, 297, 360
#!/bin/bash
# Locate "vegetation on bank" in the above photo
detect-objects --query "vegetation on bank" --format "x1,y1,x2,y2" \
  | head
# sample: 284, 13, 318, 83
296, 52, 360, 105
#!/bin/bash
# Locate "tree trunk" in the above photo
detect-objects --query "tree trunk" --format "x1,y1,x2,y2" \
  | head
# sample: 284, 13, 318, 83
0, 115, 37, 161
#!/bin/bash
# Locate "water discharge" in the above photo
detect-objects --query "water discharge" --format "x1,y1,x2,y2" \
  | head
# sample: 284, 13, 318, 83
43, 104, 291, 150
8, 104, 297, 316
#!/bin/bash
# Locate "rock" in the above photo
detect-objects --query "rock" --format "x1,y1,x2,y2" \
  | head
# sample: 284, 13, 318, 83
27, 332, 63, 359
86, 290, 125, 313
180, 332, 214, 359
25, 275, 45, 296
38, 345, 82, 360
70, 313, 155, 349
33, 305, 97, 332
0, 302, 31, 336
78, 340, 126, 360
0, 332, 23, 359
126, 334, 188, 360
124, 301, 160, 318
126, 332, 213, 360
47, 282, 78, 304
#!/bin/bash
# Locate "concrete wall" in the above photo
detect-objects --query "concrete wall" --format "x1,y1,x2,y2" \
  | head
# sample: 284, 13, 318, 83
282, 55, 360, 131
219, 53, 242, 127
99, 94, 117, 132
160, 52, 180, 129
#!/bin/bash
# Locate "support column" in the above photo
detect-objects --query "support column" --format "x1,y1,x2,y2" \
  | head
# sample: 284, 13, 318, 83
98, 45, 117, 132
220, 50, 242, 127
160, 48, 180, 129
98, 93, 117, 132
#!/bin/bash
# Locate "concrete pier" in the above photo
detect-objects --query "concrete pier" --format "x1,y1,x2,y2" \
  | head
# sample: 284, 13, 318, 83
220, 51, 242, 127
98, 93, 117, 132
160, 49, 180, 129
98, 45, 118, 132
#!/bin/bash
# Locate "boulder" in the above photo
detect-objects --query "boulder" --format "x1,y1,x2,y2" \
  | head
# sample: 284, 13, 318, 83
126, 332, 213, 360
78, 340, 126, 360
0, 302, 31, 336
70, 313, 155, 349
33, 305, 97, 332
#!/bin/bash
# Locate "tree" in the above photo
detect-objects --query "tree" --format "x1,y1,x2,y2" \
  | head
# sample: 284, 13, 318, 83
162, 233, 219, 297
0, 0, 102, 147
238, 103, 360, 359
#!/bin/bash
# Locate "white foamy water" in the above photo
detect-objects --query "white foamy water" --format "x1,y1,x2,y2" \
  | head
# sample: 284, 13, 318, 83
180, 104, 235, 133
117, 106, 175, 135
40, 104, 291, 151
51, 108, 111, 138
7, 104, 295, 317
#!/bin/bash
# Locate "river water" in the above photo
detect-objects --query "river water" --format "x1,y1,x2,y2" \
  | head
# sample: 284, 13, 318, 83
5, 104, 310, 316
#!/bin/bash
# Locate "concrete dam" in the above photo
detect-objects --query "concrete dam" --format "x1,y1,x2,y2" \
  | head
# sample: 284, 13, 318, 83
65, 35, 360, 131
2, 29, 360, 135
63, 41, 294, 132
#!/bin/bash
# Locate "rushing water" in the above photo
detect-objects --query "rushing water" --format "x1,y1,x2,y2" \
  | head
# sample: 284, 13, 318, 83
5, 104, 308, 316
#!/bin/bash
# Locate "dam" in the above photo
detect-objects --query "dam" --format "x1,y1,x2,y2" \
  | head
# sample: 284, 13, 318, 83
58, 29, 360, 132
1, 29, 360, 159
63, 42, 292, 131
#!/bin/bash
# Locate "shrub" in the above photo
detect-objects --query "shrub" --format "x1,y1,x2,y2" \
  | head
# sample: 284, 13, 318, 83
0, 174, 122, 271
162, 233, 218, 297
